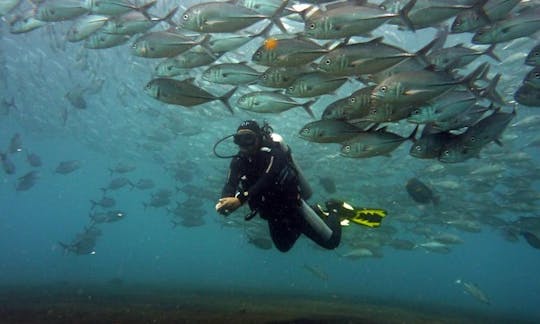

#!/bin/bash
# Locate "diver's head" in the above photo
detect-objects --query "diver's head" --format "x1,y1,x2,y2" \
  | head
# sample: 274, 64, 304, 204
234, 120, 262, 155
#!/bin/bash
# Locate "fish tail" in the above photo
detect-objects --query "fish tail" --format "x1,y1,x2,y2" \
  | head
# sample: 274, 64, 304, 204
219, 87, 237, 115
160, 6, 179, 27
484, 43, 500, 62
256, 22, 274, 39
137, 0, 157, 20
415, 37, 439, 64
399, 0, 417, 32
408, 125, 419, 141
90, 200, 97, 210
479, 73, 505, 106
268, 0, 290, 34
302, 100, 316, 118
462, 62, 488, 89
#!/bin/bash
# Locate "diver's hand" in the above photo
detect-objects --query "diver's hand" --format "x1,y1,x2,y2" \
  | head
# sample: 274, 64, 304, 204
215, 197, 241, 215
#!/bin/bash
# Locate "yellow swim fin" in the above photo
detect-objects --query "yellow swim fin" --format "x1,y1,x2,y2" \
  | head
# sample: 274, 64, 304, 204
324, 199, 386, 228
349, 208, 387, 228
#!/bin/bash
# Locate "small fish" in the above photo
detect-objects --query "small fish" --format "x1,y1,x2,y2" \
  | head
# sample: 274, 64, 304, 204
418, 241, 451, 254
456, 279, 491, 305
90, 196, 116, 209
83, 0, 156, 16
257, 66, 311, 89
131, 178, 155, 190
155, 48, 222, 77
522, 67, 540, 89
319, 176, 336, 193
0, 152, 16, 174
302, 264, 328, 281
9, 11, 47, 34
65, 86, 87, 109
84, 31, 131, 49
26, 151, 42, 167
406, 178, 439, 205
55, 160, 81, 174
101, 177, 131, 193
109, 162, 136, 175
8, 133, 22, 153
16, 171, 39, 191
321, 86, 374, 121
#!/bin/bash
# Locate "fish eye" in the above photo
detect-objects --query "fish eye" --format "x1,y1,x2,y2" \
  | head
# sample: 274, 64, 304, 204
255, 50, 261, 57
167, 66, 172, 71
349, 97, 356, 103
182, 14, 189, 20
534, 72, 540, 78
261, 75, 267, 80
344, 145, 351, 153
454, 18, 462, 26
288, 86, 294, 91
379, 5, 386, 10
309, 23, 315, 30
415, 145, 422, 151
325, 59, 331, 65
413, 109, 420, 114
470, 136, 476, 142
380, 86, 387, 92
443, 150, 449, 156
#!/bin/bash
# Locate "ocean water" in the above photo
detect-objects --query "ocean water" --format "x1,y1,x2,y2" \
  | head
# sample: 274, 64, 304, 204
1, 1, 540, 323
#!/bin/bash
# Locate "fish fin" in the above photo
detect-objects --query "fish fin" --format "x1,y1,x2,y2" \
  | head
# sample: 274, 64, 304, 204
302, 100, 316, 118
399, 0, 417, 32
219, 87, 237, 114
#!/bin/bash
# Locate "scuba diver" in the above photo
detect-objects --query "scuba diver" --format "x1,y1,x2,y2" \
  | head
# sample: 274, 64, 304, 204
214, 120, 342, 252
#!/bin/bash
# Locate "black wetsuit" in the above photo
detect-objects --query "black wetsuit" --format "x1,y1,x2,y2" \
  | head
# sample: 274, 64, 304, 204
221, 141, 341, 252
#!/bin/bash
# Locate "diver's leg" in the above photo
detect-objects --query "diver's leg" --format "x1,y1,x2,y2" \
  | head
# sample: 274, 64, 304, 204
267, 216, 301, 253
299, 201, 341, 249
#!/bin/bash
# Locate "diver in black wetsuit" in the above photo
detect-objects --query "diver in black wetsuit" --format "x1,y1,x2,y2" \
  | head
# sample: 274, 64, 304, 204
215, 120, 341, 252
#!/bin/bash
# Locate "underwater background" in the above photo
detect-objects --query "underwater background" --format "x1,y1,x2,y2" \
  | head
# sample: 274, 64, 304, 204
1, 0, 540, 322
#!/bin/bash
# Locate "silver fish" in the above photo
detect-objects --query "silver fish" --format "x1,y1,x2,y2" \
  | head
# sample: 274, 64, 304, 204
35, 0, 88, 22
155, 47, 222, 77
456, 279, 491, 305
236, 91, 315, 117
66, 15, 109, 42
84, 31, 131, 49
299, 119, 364, 143
340, 126, 417, 158
131, 31, 209, 59
303, 0, 415, 39
285, 72, 348, 98
180, 1, 286, 33
202, 62, 261, 85
514, 84, 540, 107
451, 0, 521, 33
407, 89, 477, 124
525, 43, 540, 66
472, 12, 540, 45
252, 36, 328, 67
9, 11, 47, 34
257, 66, 311, 88
144, 77, 236, 113
83, 0, 155, 16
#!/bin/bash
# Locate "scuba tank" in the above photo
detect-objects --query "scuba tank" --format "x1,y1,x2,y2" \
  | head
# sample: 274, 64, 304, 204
270, 132, 313, 200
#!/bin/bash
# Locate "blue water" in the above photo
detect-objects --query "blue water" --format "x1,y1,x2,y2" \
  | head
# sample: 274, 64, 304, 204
1, 1, 540, 322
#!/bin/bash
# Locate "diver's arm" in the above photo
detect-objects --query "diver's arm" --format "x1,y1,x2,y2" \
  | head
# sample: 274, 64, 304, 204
238, 150, 286, 204
221, 157, 241, 198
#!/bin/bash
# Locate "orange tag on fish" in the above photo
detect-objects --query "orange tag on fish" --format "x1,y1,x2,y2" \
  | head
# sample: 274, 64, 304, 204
264, 37, 278, 50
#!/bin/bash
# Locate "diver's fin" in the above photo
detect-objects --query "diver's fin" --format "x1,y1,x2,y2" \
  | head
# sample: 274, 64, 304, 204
324, 199, 386, 228
349, 208, 387, 228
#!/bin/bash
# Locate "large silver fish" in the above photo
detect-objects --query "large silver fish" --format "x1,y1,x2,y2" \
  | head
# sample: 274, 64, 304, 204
303, 0, 415, 39
9, 11, 47, 34
407, 89, 477, 124
472, 11, 540, 45
35, 0, 88, 22
180, 0, 286, 33
236, 91, 315, 116
318, 37, 418, 76
131, 31, 209, 58
298, 119, 364, 143
252, 36, 328, 67
257, 66, 312, 88
202, 62, 261, 85
83, 0, 156, 16
144, 77, 236, 113
371, 63, 485, 106
84, 31, 131, 49
451, 0, 521, 33
340, 126, 417, 158
284, 72, 348, 98
66, 15, 109, 42
155, 48, 222, 77
101, 7, 177, 35
321, 85, 375, 121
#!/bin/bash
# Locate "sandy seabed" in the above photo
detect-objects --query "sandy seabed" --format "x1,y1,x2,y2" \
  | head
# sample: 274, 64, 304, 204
0, 284, 533, 324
